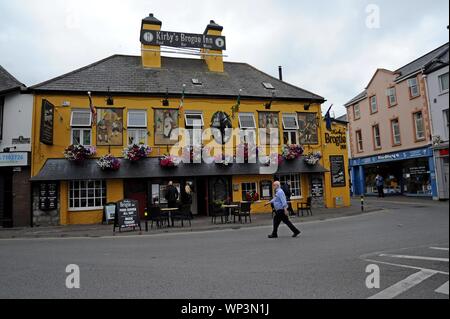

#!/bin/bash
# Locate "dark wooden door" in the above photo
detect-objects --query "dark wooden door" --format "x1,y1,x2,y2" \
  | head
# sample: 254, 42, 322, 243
124, 180, 147, 219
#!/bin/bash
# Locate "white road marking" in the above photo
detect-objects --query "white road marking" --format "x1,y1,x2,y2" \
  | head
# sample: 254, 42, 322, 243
379, 254, 449, 263
368, 270, 436, 299
435, 281, 449, 295
429, 247, 449, 251
363, 258, 449, 275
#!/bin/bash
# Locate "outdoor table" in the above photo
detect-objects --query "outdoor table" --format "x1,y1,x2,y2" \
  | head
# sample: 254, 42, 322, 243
222, 204, 239, 223
161, 207, 179, 227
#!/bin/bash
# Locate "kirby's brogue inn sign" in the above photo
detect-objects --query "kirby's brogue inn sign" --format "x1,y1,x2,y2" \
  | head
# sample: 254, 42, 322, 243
140, 30, 226, 50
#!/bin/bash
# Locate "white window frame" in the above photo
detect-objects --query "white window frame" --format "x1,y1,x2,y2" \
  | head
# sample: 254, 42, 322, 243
283, 131, 298, 145
387, 88, 397, 106
69, 180, 106, 211
408, 78, 420, 98
277, 174, 302, 199
353, 104, 361, 120
127, 110, 147, 128
127, 128, 148, 146
444, 109, 449, 130
282, 113, 299, 130
413, 112, 425, 140
439, 73, 449, 93
373, 125, 381, 149
241, 182, 258, 201
356, 130, 363, 152
71, 128, 92, 146
370, 96, 378, 114
238, 113, 257, 129
70, 109, 92, 127
391, 119, 401, 145
185, 111, 204, 127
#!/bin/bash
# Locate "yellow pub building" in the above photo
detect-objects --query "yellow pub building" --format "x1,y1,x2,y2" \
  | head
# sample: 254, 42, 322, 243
29, 14, 350, 225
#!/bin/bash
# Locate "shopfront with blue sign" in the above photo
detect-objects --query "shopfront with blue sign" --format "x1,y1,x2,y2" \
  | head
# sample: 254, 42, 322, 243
350, 147, 437, 199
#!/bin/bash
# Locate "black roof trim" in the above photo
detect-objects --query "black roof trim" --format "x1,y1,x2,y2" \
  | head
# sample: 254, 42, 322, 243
141, 13, 162, 26
204, 20, 223, 34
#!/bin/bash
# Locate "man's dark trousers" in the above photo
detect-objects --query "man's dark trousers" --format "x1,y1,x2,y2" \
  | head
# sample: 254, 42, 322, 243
272, 209, 299, 236
377, 186, 384, 198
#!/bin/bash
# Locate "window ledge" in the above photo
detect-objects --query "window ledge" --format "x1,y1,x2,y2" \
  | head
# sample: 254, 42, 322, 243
69, 207, 104, 212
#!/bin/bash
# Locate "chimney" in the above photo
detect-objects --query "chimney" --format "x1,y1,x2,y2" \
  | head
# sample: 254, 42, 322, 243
202, 20, 224, 73
140, 13, 162, 68
278, 66, 283, 81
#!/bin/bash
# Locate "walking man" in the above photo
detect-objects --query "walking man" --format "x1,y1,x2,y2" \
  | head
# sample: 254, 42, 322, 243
375, 174, 384, 198
265, 181, 301, 238
165, 181, 179, 208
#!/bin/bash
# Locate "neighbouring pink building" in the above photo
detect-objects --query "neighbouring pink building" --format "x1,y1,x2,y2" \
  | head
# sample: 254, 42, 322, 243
345, 43, 449, 199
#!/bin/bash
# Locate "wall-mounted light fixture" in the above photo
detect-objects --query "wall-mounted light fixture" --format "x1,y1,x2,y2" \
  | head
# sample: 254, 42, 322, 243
162, 88, 169, 106
264, 91, 275, 110
106, 87, 114, 105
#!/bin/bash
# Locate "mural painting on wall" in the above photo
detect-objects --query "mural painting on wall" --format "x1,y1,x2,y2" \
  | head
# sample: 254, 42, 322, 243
154, 109, 179, 145
258, 112, 279, 144
96, 108, 124, 146
298, 113, 318, 144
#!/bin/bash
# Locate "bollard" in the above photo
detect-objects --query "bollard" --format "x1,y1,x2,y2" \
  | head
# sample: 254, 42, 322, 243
361, 195, 364, 212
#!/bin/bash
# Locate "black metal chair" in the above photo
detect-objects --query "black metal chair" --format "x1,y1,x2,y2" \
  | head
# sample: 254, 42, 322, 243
211, 204, 228, 224
234, 202, 252, 224
171, 204, 192, 227
146, 206, 169, 230
298, 196, 313, 217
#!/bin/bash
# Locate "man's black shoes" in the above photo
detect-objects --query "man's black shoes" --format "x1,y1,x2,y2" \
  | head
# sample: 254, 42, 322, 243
292, 230, 301, 238
268, 234, 278, 239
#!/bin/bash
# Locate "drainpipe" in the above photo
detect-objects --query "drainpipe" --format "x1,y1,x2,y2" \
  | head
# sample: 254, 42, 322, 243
422, 71, 439, 200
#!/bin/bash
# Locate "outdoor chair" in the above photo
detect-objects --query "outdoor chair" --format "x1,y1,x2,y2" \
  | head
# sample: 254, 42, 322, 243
297, 196, 313, 217
146, 206, 169, 229
234, 202, 252, 224
171, 204, 192, 227
211, 204, 228, 224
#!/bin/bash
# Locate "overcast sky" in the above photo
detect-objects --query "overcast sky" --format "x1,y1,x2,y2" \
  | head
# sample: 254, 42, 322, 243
0, 0, 448, 116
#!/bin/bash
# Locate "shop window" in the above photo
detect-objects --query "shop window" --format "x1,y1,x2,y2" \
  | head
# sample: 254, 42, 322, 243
241, 182, 257, 201
260, 180, 273, 200
391, 119, 401, 146
185, 111, 204, 146
71, 128, 92, 146
356, 130, 363, 152
372, 125, 381, 149
127, 110, 148, 146
370, 95, 378, 114
151, 183, 181, 205
185, 112, 204, 127
439, 73, 449, 93
69, 180, 106, 211
386, 87, 397, 107
353, 104, 361, 120
283, 131, 298, 145
238, 113, 256, 145
408, 77, 420, 98
443, 109, 449, 130
276, 174, 302, 198
413, 112, 425, 141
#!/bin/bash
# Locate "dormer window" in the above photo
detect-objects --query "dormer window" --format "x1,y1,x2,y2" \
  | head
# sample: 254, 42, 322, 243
262, 82, 275, 90
191, 78, 202, 86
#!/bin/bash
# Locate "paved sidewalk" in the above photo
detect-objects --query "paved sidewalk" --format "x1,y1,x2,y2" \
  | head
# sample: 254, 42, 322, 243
0, 198, 388, 239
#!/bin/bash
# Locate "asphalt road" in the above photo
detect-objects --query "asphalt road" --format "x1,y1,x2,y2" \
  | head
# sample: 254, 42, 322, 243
0, 199, 448, 299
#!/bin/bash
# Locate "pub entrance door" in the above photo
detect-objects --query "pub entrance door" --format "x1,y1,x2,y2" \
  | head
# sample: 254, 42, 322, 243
124, 179, 147, 220
208, 176, 232, 216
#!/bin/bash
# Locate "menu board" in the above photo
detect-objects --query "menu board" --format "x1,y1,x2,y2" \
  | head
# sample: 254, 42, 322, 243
40, 100, 54, 145
260, 180, 273, 199
330, 155, 346, 187
311, 175, 324, 198
114, 199, 141, 232
39, 182, 58, 211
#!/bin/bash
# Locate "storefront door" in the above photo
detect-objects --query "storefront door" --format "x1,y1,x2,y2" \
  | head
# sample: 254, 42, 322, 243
208, 176, 231, 215
124, 180, 147, 219
0, 168, 13, 227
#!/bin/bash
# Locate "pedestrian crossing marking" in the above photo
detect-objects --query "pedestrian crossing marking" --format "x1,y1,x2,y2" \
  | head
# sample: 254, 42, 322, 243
435, 281, 449, 295
369, 270, 436, 299
429, 247, 449, 251
379, 254, 449, 263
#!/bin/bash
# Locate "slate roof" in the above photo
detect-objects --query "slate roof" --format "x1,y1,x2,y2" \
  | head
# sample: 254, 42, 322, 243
30, 55, 324, 102
344, 91, 367, 107
424, 46, 449, 74
395, 43, 449, 81
0, 65, 24, 94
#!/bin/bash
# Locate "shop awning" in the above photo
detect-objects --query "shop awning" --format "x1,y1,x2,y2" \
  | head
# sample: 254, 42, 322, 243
30, 157, 328, 181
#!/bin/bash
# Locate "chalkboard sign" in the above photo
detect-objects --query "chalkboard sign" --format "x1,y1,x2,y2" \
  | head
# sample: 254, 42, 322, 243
330, 155, 346, 187
311, 175, 324, 198
40, 100, 54, 145
114, 199, 141, 232
39, 182, 58, 211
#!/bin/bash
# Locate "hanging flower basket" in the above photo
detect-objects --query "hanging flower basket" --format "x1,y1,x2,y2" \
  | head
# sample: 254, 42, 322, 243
282, 144, 304, 161
123, 144, 152, 162
64, 145, 96, 162
304, 151, 322, 166
97, 154, 121, 171
160, 155, 181, 168
245, 191, 259, 203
